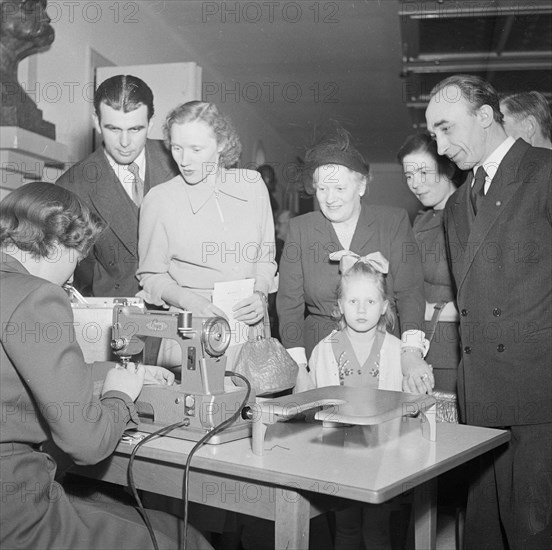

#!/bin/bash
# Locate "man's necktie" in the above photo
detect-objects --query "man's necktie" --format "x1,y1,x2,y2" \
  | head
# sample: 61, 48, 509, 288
128, 162, 144, 206
470, 166, 487, 216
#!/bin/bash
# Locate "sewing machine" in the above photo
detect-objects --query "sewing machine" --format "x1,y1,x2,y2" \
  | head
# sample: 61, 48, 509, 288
110, 303, 255, 444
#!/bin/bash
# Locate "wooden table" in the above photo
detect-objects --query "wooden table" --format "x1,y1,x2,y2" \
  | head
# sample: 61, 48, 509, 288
74, 418, 509, 550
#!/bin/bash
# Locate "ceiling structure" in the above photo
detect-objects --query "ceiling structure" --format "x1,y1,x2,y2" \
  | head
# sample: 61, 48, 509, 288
400, 0, 552, 129
154, 0, 552, 163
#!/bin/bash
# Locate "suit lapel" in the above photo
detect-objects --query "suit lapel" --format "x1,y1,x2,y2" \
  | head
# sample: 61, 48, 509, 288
456, 140, 529, 291
312, 210, 332, 240
351, 205, 377, 253
87, 149, 139, 258
312, 205, 378, 253
144, 140, 176, 191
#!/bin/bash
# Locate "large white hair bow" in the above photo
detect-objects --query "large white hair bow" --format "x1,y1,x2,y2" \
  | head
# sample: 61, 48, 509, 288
329, 250, 389, 274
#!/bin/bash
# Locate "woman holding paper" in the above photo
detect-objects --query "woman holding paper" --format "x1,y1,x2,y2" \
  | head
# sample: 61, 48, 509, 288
137, 101, 277, 366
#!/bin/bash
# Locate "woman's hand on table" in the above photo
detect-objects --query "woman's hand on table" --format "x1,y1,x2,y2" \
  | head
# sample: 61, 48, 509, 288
401, 351, 434, 394
233, 292, 265, 325
102, 362, 145, 401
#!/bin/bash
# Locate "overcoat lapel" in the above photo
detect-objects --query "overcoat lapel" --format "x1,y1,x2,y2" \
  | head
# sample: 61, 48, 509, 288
454, 140, 529, 292
350, 205, 378, 252
311, 205, 380, 256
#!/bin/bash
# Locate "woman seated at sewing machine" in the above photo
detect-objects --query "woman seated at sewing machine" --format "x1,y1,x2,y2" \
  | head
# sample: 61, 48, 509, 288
0, 182, 211, 550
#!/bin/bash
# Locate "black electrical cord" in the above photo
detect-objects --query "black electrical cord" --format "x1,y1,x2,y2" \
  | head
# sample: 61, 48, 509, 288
125, 370, 252, 550
180, 370, 251, 550
127, 420, 190, 550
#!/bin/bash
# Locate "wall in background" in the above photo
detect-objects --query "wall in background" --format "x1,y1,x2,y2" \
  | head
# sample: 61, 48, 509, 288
20, 3, 297, 197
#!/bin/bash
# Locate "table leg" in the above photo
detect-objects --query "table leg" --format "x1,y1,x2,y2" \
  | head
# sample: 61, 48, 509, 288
274, 487, 310, 549
413, 478, 437, 550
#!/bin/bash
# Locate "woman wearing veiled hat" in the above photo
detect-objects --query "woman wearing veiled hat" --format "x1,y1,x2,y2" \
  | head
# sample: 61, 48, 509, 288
277, 125, 433, 393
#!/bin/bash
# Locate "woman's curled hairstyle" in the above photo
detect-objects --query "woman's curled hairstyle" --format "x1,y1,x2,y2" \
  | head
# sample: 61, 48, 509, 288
163, 100, 242, 168
397, 133, 466, 186
0, 182, 105, 259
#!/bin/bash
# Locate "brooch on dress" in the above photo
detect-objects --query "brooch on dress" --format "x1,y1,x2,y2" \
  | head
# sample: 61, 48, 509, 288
337, 351, 352, 384
338, 352, 380, 381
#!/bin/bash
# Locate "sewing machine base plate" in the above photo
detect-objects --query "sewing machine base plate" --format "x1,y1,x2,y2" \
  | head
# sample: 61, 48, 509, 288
137, 419, 252, 444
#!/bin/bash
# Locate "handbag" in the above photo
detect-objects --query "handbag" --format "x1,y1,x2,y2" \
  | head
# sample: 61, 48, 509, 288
232, 298, 299, 396
427, 301, 458, 423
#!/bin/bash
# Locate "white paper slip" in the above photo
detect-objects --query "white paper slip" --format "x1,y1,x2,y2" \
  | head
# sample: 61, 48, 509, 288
213, 278, 255, 346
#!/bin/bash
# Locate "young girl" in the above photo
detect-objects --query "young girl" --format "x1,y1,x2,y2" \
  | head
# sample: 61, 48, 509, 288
305, 250, 404, 550
306, 250, 402, 392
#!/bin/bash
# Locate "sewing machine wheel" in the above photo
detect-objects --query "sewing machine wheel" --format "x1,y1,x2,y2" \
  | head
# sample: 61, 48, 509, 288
202, 316, 231, 357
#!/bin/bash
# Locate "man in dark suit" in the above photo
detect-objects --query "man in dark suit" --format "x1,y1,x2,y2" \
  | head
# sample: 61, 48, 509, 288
426, 74, 551, 549
57, 75, 178, 297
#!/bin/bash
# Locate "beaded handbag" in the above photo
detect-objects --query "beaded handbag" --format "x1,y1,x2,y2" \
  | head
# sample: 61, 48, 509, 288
427, 301, 459, 423
232, 300, 298, 396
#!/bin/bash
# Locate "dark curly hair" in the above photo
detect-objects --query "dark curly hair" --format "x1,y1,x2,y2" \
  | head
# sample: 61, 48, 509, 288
397, 133, 466, 186
163, 101, 242, 168
0, 182, 105, 259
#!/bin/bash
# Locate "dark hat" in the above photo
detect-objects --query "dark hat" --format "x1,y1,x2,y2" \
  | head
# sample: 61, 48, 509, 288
303, 124, 370, 186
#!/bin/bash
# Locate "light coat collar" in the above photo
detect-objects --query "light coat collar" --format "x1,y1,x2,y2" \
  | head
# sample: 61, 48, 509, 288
184, 170, 249, 214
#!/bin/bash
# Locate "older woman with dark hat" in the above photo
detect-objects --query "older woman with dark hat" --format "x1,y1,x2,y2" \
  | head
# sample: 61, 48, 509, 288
277, 126, 433, 393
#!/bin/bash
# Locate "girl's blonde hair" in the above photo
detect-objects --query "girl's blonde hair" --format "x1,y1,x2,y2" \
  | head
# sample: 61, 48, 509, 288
334, 261, 395, 332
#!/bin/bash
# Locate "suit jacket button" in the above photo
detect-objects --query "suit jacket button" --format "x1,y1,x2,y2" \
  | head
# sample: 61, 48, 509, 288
493, 308, 501, 317
464, 346, 472, 354
461, 309, 468, 317
114, 283, 120, 289
497, 344, 505, 352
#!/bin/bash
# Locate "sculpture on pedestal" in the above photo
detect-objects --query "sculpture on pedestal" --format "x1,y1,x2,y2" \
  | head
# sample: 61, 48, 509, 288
0, 0, 56, 138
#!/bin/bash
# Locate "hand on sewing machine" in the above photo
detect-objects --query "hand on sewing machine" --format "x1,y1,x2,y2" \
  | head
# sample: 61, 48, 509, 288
143, 365, 175, 386
102, 363, 145, 401
233, 292, 265, 325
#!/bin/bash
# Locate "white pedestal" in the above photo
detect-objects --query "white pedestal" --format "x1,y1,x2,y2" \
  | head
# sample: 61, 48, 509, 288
0, 126, 69, 199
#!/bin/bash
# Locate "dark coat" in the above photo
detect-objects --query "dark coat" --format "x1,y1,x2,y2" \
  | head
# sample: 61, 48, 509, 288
56, 140, 178, 297
277, 205, 425, 358
414, 209, 460, 392
0, 253, 211, 550
444, 139, 552, 427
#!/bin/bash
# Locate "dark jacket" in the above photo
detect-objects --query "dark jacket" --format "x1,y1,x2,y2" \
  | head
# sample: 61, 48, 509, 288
56, 140, 178, 297
444, 139, 552, 426
0, 253, 148, 549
